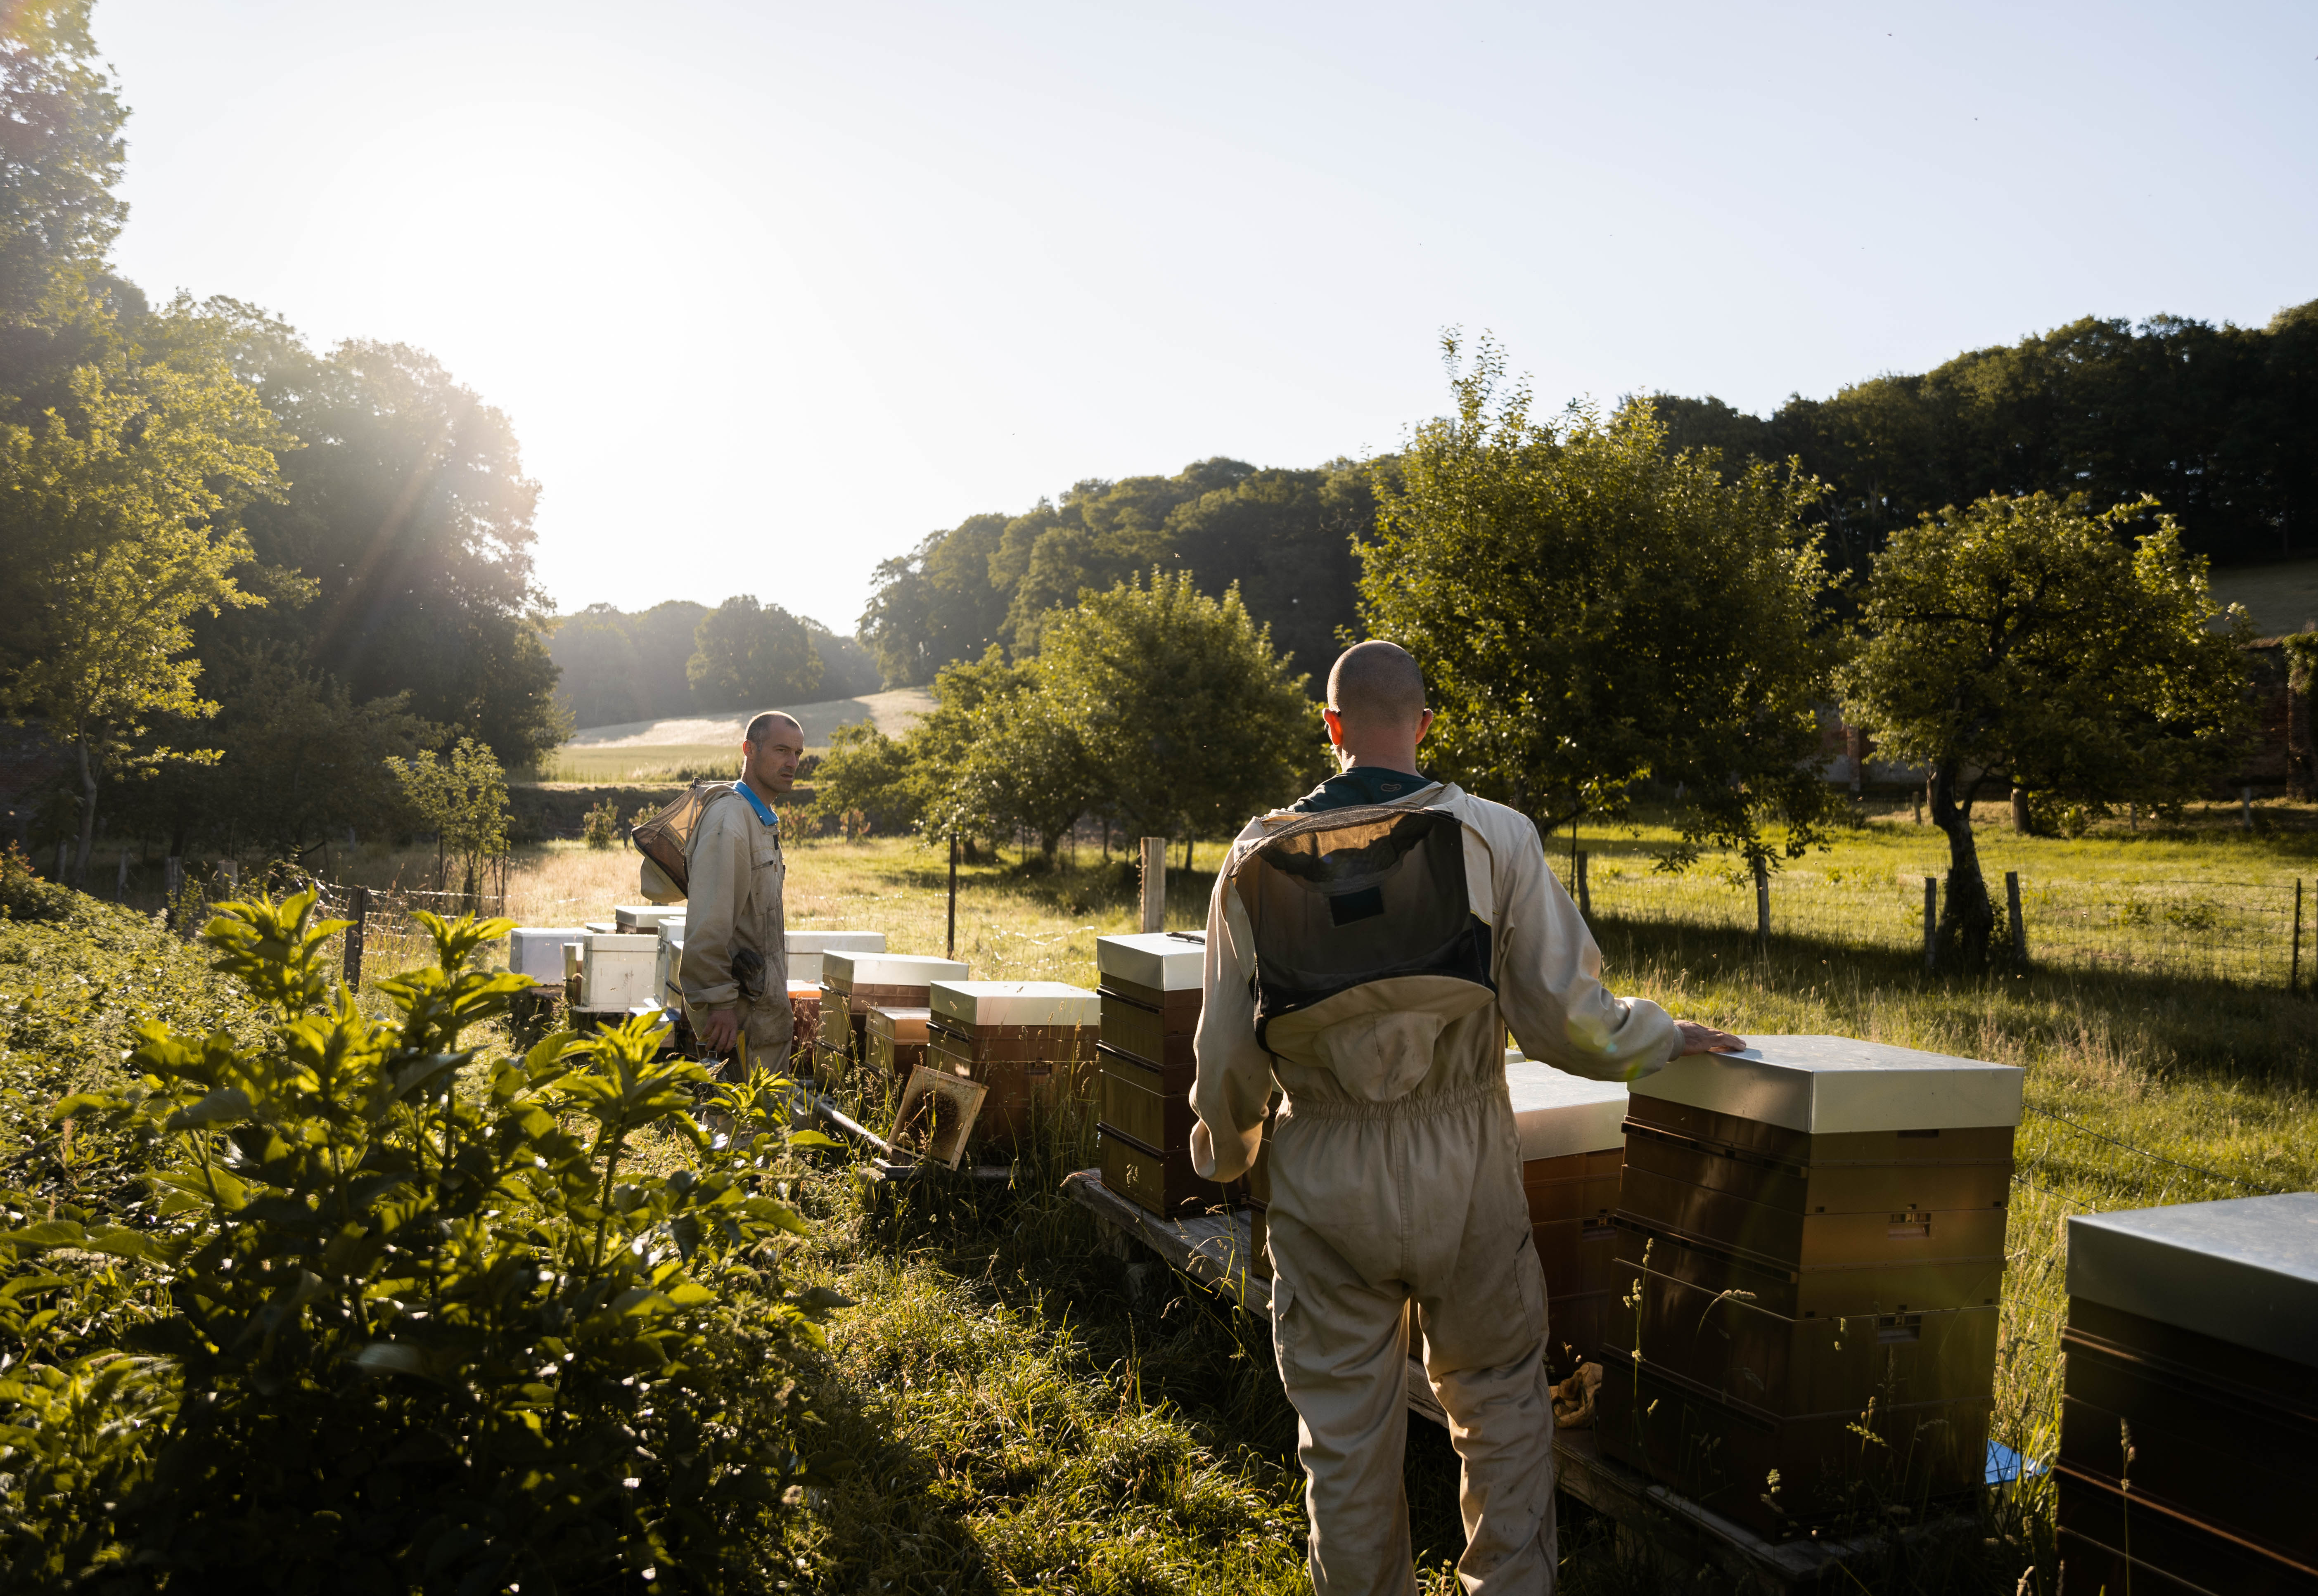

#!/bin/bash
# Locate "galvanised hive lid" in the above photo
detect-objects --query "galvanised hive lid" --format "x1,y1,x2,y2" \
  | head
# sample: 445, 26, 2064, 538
1506, 1051, 1628, 1160
1629, 1036, 2023, 1134
823, 952, 967, 990
614, 905, 682, 930
786, 930, 887, 955
1095, 932, 1205, 991
929, 980, 1101, 1030
2069, 1193, 2318, 1367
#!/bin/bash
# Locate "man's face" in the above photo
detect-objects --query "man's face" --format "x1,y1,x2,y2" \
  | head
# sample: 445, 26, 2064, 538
742, 722, 806, 792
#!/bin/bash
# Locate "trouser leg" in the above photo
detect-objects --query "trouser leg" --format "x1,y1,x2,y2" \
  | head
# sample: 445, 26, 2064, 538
1270, 1214, 1420, 1596
1421, 1240, 1557, 1593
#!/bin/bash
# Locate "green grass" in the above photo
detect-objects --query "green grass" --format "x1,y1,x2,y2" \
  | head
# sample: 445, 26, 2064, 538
1573, 795, 2318, 987
734, 824, 2316, 1594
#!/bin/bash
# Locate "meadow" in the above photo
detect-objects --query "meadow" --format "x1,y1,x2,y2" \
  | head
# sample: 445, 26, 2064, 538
346, 798, 2316, 1593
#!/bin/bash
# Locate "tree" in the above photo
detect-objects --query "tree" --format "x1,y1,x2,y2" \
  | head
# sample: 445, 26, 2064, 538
0, 0, 127, 395
385, 736, 512, 905
936, 659, 1101, 862
687, 594, 824, 710
1361, 335, 1839, 871
808, 720, 924, 838
199, 307, 568, 767
1038, 571, 1315, 842
116, 646, 431, 860
1836, 492, 2255, 968
1, 338, 284, 885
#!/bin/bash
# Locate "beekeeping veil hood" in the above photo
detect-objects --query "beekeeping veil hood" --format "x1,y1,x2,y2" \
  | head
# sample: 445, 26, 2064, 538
1237, 805, 1494, 1100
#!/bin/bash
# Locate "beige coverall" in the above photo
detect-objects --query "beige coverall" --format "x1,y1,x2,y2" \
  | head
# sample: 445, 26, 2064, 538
677, 784, 792, 1061
1190, 781, 1681, 1596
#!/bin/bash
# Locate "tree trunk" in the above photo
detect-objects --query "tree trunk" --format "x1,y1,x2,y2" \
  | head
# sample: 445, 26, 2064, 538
72, 733, 100, 890
1929, 760, 1995, 972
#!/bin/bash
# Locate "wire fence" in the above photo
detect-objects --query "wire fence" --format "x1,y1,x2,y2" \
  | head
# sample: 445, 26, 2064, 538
1560, 855, 2311, 990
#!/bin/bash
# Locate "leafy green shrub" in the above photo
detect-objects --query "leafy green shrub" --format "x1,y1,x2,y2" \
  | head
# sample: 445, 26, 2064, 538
0, 844, 71, 925
0, 891, 844, 1591
583, 796, 622, 849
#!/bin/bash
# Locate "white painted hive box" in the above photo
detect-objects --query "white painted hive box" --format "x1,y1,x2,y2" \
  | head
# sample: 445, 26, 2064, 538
581, 932, 657, 1010
614, 904, 681, 930
929, 980, 1101, 1030
824, 951, 968, 990
1095, 931, 1204, 991
2068, 1192, 2318, 1367
785, 931, 884, 984
510, 927, 584, 982
1505, 1051, 1628, 1160
1629, 1035, 2024, 1134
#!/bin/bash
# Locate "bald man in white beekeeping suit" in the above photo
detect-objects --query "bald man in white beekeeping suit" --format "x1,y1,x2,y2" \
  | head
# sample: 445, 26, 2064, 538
680, 710, 806, 1067
1190, 642, 1739, 1595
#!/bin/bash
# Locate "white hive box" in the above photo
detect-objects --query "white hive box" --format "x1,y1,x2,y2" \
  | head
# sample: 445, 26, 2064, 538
824, 951, 968, 991
583, 919, 619, 935
580, 932, 657, 1011
785, 929, 888, 984
656, 920, 688, 1008
2068, 1192, 2318, 1366
1095, 931, 1205, 992
929, 980, 1102, 1030
1505, 1052, 1628, 1160
1630, 1035, 2024, 1134
614, 904, 682, 931
510, 927, 585, 983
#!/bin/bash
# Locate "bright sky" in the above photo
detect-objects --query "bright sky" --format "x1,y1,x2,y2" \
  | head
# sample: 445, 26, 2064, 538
100, 0, 2317, 632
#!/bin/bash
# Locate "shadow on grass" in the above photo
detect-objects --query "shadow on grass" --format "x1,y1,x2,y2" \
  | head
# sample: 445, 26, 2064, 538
1598, 912, 2318, 1089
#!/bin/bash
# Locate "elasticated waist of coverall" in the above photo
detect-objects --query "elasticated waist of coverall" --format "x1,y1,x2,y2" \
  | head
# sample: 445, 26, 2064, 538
1280, 1078, 1508, 1122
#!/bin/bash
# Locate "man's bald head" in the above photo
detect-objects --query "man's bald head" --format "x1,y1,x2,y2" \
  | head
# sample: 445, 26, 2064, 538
744, 710, 803, 746
1327, 642, 1427, 732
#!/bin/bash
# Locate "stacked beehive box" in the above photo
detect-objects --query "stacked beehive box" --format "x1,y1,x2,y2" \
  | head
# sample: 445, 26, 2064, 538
867, 1006, 931, 1087
817, 953, 966, 1082
2057, 1193, 2318, 1594
786, 930, 887, 985
1093, 933, 1218, 1216
1600, 1036, 2021, 1537
927, 981, 1100, 1148
1507, 1054, 1627, 1380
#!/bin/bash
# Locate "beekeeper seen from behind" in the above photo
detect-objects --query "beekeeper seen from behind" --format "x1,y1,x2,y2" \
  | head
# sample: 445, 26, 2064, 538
1189, 641, 1739, 1596
680, 710, 803, 1069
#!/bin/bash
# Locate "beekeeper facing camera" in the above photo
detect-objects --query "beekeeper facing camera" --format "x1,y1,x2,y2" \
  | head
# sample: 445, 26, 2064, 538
1190, 641, 1739, 1595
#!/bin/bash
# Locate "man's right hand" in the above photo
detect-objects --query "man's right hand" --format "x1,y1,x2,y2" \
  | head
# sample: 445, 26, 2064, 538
702, 1006, 740, 1056
1676, 1021, 1745, 1056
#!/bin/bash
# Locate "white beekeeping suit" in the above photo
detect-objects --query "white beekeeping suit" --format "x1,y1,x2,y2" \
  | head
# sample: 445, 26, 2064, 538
1190, 781, 1680, 1596
678, 785, 792, 1061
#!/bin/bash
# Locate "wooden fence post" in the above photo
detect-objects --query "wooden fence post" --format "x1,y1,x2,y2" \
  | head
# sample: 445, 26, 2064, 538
946, 833, 959, 959
1753, 857, 1769, 957
2006, 871, 2027, 967
344, 886, 368, 991
2293, 878, 2304, 997
1140, 838, 1168, 933
1575, 850, 1590, 919
115, 851, 128, 900
1922, 876, 1938, 974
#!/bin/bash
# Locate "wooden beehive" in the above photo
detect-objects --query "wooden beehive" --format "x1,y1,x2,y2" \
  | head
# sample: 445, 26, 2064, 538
866, 1005, 930, 1088
926, 980, 1100, 1148
1094, 932, 1227, 1217
815, 952, 966, 1082
1598, 1035, 2022, 1537
1506, 1054, 1628, 1379
2056, 1192, 2318, 1595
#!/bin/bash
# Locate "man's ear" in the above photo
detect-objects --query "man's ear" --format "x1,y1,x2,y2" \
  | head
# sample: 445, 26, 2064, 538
1414, 708, 1435, 747
1321, 706, 1348, 748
